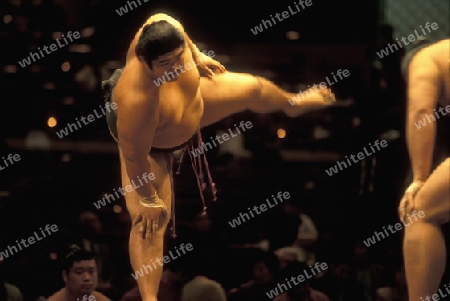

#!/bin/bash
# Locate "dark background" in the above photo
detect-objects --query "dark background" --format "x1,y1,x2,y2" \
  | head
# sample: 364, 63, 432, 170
0, 0, 449, 300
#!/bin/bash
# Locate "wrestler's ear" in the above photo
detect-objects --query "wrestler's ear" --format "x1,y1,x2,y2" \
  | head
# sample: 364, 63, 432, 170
138, 56, 153, 70
62, 270, 68, 283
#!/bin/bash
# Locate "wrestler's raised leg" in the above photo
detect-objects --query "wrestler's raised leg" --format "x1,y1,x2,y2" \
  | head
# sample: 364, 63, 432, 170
119, 150, 173, 301
199, 71, 335, 127
402, 158, 450, 300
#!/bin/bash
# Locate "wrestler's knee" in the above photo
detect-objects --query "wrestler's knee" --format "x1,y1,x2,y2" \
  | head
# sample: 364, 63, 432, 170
416, 160, 450, 224
412, 193, 449, 225
249, 75, 264, 99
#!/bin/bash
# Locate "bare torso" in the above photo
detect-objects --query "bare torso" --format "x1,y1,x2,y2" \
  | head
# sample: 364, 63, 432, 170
113, 16, 204, 149
47, 289, 110, 301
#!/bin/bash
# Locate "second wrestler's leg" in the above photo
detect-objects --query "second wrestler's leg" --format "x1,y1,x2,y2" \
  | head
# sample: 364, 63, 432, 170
402, 158, 450, 300
200, 72, 334, 127
119, 150, 173, 301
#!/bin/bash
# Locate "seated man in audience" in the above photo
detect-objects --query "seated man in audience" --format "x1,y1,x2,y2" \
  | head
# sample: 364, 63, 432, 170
313, 255, 367, 301
47, 248, 111, 301
229, 251, 280, 301
0, 259, 24, 301
274, 261, 330, 301
180, 252, 227, 301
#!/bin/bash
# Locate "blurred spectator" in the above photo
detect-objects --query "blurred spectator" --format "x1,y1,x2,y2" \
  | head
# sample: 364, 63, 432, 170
47, 248, 111, 301
294, 205, 319, 266
180, 211, 223, 252
296, 206, 319, 247
120, 251, 189, 301
213, 116, 252, 169
0, 259, 24, 301
229, 251, 280, 301
158, 258, 189, 301
313, 255, 367, 301
352, 240, 391, 301
180, 252, 227, 301
268, 200, 318, 266
266, 200, 302, 251
273, 261, 329, 301
230, 229, 270, 251
74, 211, 112, 291
390, 265, 407, 301
274, 246, 303, 270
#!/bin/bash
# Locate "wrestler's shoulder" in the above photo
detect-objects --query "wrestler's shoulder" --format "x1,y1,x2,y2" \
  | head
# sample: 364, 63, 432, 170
416, 38, 450, 60
115, 63, 156, 100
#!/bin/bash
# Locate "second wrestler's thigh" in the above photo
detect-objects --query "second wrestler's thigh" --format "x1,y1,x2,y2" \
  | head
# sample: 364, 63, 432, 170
118, 149, 173, 221
415, 158, 450, 224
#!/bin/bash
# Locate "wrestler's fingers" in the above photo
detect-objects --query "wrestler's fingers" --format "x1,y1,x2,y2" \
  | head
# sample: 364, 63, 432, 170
151, 220, 158, 239
214, 63, 225, 72
398, 198, 407, 219
141, 218, 148, 240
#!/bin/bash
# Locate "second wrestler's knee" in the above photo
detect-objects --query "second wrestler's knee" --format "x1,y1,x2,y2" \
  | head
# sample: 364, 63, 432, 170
411, 193, 449, 225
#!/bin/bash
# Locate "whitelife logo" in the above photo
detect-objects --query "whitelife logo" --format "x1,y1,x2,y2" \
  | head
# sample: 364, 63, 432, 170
376, 22, 439, 59
266, 262, 328, 298
414, 105, 450, 129
420, 282, 450, 301
250, 0, 313, 35
18, 31, 81, 68
93, 172, 156, 209
0, 153, 21, 171
363, 211, 425, 247
0, 224, 59, 260
288, 69, 350, 105
190, 121, 253, 158
325, 140, 388, 176
115, 0, 149, 16
56, 102, 118, 138
131, 243, 193, 280
228, 191, 291, 228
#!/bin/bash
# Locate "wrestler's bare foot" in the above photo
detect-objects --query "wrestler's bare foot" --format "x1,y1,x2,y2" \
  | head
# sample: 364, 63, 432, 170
300, 86, 336, 106
285, 86, 336, 116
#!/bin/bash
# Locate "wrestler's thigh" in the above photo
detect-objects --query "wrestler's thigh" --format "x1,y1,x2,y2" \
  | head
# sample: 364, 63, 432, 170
118, 149, 173, 220
415, 158, 450, 224
199, 72, 260, 127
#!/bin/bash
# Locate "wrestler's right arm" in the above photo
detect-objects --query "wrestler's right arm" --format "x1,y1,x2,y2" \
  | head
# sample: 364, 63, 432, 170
406, 56, 439, 182
116, 88, 159, 198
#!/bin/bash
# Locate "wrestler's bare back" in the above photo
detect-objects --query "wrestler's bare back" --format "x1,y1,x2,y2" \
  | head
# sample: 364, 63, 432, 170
113, 14, 204, 149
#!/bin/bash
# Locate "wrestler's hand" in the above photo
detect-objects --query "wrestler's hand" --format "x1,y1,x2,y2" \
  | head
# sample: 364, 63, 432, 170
135, 196, 168, 240
195, 52, 226, 78
398, 181, 424, 219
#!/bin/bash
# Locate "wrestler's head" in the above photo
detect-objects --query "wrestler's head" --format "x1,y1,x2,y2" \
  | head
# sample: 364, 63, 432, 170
62, 248, 98, 295
136, 20, 185, 82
